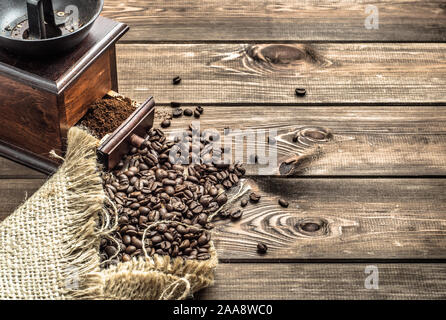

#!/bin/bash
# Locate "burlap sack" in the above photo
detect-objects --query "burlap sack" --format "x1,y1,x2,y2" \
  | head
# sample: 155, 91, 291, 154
0, 127, 217, 300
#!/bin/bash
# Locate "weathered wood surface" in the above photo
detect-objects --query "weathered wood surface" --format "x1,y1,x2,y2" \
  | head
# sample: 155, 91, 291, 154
197, 263, 446, 299
154, 106, 446, 176
116, 43, 446, 105
212, 178, 446, 260
0, 158, 45, 179
102, 0, 446, 42
0, 179, 45, 221
1, 177, 446, 261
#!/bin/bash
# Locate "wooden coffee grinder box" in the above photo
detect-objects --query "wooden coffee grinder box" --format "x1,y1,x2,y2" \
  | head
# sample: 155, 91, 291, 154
0, 1, 129, 174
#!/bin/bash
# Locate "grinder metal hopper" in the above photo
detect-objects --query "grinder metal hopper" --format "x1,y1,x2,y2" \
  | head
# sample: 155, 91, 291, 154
0, 0, 103, 55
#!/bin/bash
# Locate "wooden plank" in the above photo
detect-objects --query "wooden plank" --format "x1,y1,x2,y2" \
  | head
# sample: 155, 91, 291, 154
1, 178, 444, 260
116, 43, 446, 105
0, 157, 46, 178
197, 263, 446, 299
102, 0, 446, 42
153, 106, 446, 176
210, 178, 446, 260
0, 179, 45, 221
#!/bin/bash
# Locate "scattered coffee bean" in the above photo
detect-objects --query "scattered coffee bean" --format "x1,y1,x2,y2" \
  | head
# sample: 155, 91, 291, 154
161, 119, 171, 128
172, 108, 183, 118
295, 88, 306, 97
194, 109, 201, 118
229, 208, 243, 220
257, 242, 268, 254
240, 199, 248, 207
249, 192, 261, 203
172, 76, 182, 85
196, 106, 204, 114
184, 108, 193, 116
278, 198, 289, 208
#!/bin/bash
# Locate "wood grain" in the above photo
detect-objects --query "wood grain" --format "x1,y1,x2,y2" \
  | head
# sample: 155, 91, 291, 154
102, 0, 446, 42
211, 178, 446, 260
0, 179, 45, 221
63, 48, 112, 126
1, 177, 445, 260
197, 263, 446, 299
116, 43, 446, 105
0, 158, 46, 179
154, 106, 446, 176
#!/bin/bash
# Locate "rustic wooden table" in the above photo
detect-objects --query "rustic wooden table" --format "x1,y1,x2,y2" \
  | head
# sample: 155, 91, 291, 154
1, 0, 446, 299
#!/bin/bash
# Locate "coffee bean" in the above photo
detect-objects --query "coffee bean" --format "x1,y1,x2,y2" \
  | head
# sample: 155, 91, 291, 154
295, 88, 306, 97
249, 192, 261, 203
240, 199, 248, 207
172, 76, 181, 85
125, 245, 137, 254
172, 108, 183, 118
194, 110, 200, 118
216, 193, 228, 206
257, 242, 268, 254
184, 108, 193, 116
161, 119, 171, 128
229, 208, 243, 220
122, 235, 131, 245
196, 106, 204, 114
105, 246, 117, 257
278, 198, 289, 208
122, 254, 131, 262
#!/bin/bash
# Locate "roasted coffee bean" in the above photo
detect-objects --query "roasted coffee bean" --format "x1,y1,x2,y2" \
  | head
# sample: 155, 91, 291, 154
184, 108, 193, 116
196, 106, 204, 114
240, 199, 248, 207
229, 208, 243, 220
172, 108, 183, 118
125, 245, 137, 254
155, 168, 168, 180
122, 254, 131, 262
278, 198, 289, 208
215, 193, 227, 206
172, 76, 182, 85
131, 236, 143, 249
161, 119, 171, 128
249, 192, 261, 203
295, 88, 306, 97
194, 109, 200, 118
105, 246, 117, 257
257, 242, 268, 254
122, 235, 131, 245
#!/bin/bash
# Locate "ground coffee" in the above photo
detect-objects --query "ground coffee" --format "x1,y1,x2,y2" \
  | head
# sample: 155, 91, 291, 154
78, 96, 136, 138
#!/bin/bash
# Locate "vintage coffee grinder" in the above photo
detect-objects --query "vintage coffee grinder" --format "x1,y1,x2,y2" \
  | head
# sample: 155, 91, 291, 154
0, 0, 133, 173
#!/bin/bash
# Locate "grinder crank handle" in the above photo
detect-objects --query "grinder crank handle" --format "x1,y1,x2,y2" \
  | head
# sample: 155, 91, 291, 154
26, 0, 57, 39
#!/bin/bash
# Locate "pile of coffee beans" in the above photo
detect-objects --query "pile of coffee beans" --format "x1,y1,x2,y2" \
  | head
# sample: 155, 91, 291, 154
100, 122, 246, 265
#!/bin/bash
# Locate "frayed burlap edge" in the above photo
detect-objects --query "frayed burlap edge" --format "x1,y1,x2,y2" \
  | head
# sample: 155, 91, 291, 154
99, 242, 218, 300
55, 126, 105, 299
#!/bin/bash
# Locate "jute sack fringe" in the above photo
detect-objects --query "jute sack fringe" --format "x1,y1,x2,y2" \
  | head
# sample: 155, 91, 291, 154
0, 127, 217, 299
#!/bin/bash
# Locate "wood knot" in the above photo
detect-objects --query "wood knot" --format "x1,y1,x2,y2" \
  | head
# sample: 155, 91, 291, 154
246, 44, 327, 69
293, 127, 332, 145
295, 218, 329, 237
